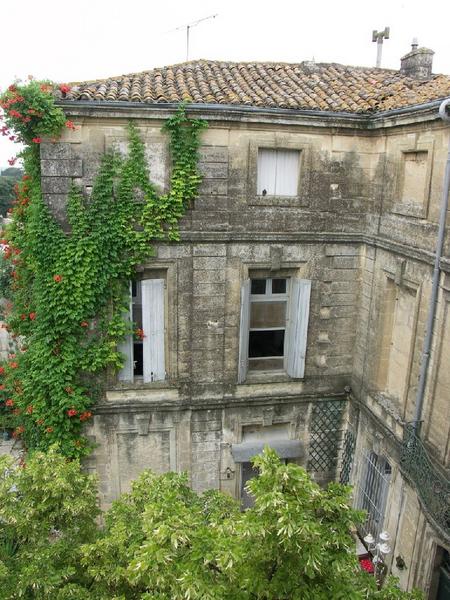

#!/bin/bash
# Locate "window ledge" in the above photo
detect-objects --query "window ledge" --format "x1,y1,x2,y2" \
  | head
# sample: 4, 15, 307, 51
248, 195, 309, 208
106, 384, 179, 403
244, 370, 296, 384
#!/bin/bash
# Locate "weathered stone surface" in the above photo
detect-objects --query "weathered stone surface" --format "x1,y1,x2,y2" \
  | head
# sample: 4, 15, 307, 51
38, 110, 450, 597
40, 142, 73, 160
41, 159, 83, 177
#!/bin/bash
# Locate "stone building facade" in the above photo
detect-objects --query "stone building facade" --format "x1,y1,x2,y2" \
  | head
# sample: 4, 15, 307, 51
35, 46, 450, 597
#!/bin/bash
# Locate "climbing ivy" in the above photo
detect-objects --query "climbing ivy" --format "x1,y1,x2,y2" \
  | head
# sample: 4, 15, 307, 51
0, 80, 206, 457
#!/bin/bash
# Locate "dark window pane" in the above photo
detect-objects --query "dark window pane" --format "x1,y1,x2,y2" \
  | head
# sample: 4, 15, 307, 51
251, 279, 266, 294
131, 280, 137, 297
241, 461, 259, 509
249, 330, 285, 357
272, 278, 287, 294
133, 343, 143, 376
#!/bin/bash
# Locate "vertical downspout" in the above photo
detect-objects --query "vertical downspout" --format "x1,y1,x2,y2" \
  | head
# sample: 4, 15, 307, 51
412, 98, 450, 433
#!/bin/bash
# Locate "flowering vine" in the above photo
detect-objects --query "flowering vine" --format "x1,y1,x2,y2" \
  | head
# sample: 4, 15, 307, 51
0, 80, 206, 457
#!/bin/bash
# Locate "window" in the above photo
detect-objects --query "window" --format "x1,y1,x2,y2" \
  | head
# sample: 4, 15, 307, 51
402, 150, 428, 205
231, 424, 302, 508
356, 451, 391, 539
238, 277, 311, 382
118, 278, 166, 383
257, 149, 300, 197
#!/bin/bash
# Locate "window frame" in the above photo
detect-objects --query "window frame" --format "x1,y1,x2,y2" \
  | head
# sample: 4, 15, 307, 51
247, 139, 310, 208
257, 148, 300, 198
238, 275, 311, 383
248, 277, 290, 372
118, 273, 167, 385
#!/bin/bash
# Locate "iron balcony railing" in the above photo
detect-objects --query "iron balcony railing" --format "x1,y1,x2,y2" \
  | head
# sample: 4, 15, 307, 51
400, 425, 450, 543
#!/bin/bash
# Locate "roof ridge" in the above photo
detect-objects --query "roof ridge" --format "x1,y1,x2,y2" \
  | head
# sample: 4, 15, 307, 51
69, 59, 404, 87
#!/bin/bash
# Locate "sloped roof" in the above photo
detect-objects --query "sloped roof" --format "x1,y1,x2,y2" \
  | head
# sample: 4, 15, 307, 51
61, 59, 450, 114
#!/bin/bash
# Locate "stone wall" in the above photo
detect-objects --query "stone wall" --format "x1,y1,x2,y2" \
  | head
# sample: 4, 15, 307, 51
38, 107, 450, 594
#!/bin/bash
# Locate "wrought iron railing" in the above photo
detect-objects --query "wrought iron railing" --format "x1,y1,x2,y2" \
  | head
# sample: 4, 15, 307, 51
400, 425, 450, 542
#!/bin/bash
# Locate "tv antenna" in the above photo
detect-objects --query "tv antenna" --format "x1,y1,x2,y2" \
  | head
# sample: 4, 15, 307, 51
372, 27, 390, 67
168, 14, 218, 62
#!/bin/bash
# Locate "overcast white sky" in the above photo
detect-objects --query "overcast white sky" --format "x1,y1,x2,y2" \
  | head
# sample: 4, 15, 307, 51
1, 0, 450, 169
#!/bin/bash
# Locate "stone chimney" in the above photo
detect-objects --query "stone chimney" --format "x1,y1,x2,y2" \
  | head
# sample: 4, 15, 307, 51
400, 39, 434, 80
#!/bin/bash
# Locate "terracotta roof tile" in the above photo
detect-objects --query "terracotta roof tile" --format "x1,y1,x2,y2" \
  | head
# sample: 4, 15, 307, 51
62, 59, 450, 114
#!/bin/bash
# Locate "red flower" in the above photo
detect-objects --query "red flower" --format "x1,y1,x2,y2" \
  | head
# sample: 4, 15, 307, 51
80, 321, 89, 327
32, 137, 42, 144
22, 175, 30, 181
65, 120, 77, 130
79, 410, 92, 422
9, 136, 16, 141
5, 399, 14, 407
20, 314, 26, 320
36, 418, 44, 425
8, 84, 17, 92
359, 558, 374, 574
40, 84, 52, 93
60, 84, 71, 94
0, 367, 5, 375
26, 405, 33, 414
8, 158, 17, 166
67, 408, 78, 417
0, 384, 6, 390
135, 328, 145, 341
12, 426, 24, 438
53, 274, 62, 283
8, 362, 18, 369
8, 110, 22, 119
45, 426, 53, 433
29, 312, 36, 320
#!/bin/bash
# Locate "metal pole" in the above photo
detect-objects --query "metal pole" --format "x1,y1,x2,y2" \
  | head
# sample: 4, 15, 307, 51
376, 39, 383, 68
186, 25, 190, 62
412, 98, 450, 433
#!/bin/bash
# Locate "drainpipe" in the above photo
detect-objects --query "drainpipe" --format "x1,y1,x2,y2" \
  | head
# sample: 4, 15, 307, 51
412, 98, 450, 433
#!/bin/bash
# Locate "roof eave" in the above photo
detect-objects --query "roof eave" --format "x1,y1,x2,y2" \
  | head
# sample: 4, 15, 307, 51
56, 98, 448, 129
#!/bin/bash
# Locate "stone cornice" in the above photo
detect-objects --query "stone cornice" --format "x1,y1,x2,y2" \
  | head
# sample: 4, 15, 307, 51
57, 99, 447, 131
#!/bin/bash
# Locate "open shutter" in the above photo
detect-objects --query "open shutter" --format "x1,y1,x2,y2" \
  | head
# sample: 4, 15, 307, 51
286, 279, 311, 378
118, 282, 133, 382
142, 279, 165, 382
238, 279, 251, 383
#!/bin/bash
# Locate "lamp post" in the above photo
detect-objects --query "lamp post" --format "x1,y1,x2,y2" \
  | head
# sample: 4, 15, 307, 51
363, 530, 391, 588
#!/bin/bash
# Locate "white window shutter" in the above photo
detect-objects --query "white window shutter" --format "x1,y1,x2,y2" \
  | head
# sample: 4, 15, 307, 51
238, 279, 251, 383
142, 279, 165, 382
275, 150, 299, 196
257, 149, 277, 195
118, 282, 133, 382
286, 279, 311, 378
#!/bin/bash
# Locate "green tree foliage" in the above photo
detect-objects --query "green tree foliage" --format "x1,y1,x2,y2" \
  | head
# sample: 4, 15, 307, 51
0, 168, 23, 216
0, 447, 99, 598
0, 448, 423, 599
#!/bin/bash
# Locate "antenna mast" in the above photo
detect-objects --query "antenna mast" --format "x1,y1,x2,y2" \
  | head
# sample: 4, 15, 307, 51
171, 14, 218, 62
372, 27, 390, 67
